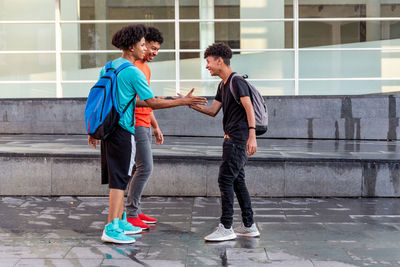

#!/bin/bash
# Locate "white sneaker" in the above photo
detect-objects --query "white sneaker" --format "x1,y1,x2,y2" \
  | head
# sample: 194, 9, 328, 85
234, 223, 260, 237
204, 223, 237, 242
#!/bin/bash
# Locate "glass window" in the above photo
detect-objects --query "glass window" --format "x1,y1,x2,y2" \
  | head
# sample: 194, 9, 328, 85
232, 51, 294, 80
2, 0, 400, 98
180, 0, 199, 19
285, 0, 294, 19
0, 24, 54, 51
252, 80, 294, 96
180, 52, 204, 79
180, 1, 290, 19
180, 51, 293, 81
299, 1, 400, 18
62, 81, 179, 98
233, 21, 292, 49
299, 3, 367, 18
299, 51, 390, 78
180, 80, 294, 96
62, 53, 118, 73
237, 0, 288, 20
0, 84, 56, 98
300, 20, 400, 48
180, 81, 220, 97
62, 52, 176, 81
62, 23, 175, 51
152, 81, 177, 96
62, 82, 91, 98
108, 4, 174, 20
299, 50, 400, 79
180, 21, 292, 51
180, 23, 200, 50
215, 22, 240, 49
148, 52, 176, 80
381, 3, 400, 17
71, 0, 175, 20
0, 0, 55, 20
0, 54, 56, 81
214, 2, 240, 19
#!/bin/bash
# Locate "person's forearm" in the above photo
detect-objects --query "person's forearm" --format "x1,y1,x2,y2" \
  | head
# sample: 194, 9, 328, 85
149, 112, 159, 129
246, 109, 256, 129
191, 104, 216, 117
136, 100, 149, 107
136, 98, 184, 109
241, 97, 256, 129
145, 98, 188, 110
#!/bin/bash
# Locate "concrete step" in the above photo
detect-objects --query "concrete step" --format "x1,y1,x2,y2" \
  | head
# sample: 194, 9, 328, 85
0, 135, 399, 197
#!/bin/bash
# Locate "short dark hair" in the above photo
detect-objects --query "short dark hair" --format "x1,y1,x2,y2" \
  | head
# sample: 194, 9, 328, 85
204, 42, 232, 65
112, 24, 147, 50
145, 27, 164, 45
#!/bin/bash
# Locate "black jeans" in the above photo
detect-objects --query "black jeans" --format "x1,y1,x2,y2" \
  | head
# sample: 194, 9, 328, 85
218, 138, 254, 229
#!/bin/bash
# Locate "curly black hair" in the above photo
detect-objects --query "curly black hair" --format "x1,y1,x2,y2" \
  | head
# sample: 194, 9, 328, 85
145, 27, 164, 45
204, 42, 232, 66
112, 24, 147, 50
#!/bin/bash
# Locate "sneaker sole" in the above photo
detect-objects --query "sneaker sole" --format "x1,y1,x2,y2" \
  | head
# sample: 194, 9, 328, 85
127, 221, 150, 229
204, 233, 237, 242
235, 231, 260, 237
141, 220, 157, 224
124, 229, 143, 235
134, 225, 149, 230
101, 233, 136, 244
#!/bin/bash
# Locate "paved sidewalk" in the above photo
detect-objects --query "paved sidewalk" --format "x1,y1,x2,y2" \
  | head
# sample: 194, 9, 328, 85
1, 197, 400, 266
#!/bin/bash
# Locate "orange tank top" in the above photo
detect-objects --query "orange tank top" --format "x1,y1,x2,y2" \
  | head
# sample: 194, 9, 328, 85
134, 60, 152, 128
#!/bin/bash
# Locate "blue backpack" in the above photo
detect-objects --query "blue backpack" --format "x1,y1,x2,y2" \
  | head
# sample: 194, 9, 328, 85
85, 60, 135, 140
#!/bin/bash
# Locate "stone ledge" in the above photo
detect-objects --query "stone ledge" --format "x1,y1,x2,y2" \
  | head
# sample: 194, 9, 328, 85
0, 135, 398, 197
0, 156, 398, 197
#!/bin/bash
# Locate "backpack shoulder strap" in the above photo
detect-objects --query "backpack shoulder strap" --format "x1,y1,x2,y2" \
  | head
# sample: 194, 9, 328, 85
115, 62, 134, 75
229, 73, 243, 105
115, 61, 136, 126
111, 61, 135, 119
105, 61, 114, 72
218, 80, 224, 92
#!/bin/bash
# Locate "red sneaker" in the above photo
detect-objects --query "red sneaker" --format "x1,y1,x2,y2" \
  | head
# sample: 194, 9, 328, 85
138, 213, 157, 224
127, 217, 149, 230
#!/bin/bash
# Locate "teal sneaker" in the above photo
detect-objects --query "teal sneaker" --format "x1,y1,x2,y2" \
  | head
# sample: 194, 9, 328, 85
101, 218, 136, 244
119, 212, 142, 235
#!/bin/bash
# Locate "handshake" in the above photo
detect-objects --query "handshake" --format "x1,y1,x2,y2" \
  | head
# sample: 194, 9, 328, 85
173, 88, 208, 109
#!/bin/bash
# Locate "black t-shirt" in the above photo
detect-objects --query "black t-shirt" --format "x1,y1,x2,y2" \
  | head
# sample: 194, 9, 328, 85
215, 72, 250, 141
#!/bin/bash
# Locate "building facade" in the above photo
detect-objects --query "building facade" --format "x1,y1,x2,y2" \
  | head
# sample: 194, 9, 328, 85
1, 0, 400, 98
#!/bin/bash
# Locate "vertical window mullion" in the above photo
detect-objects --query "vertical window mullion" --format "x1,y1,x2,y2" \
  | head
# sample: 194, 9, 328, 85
55, 0, 62, 97
294, 0, 299, 96
175, 0, 180, 95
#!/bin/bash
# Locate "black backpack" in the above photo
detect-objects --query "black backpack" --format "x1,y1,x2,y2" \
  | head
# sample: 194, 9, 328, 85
227, 73, 268, 135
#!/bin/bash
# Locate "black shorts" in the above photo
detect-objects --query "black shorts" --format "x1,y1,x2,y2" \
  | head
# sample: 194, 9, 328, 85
101, 125, 136, 190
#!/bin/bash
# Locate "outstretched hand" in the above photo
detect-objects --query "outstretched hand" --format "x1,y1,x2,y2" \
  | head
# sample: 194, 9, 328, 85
183, 88, 207, 106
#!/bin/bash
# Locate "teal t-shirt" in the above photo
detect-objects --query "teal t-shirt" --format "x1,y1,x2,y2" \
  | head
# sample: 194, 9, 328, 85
99, 57, 154, 134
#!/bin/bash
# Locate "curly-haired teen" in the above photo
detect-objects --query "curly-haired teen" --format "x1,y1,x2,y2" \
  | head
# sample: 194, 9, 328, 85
145, 26, 164, 45
203, 42, 232, 65
88, 24, 207, 244
190, 42, 260, 241
125, 27, 165, 229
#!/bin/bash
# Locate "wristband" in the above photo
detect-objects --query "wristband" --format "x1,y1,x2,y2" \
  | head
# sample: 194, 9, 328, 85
249, 126, 256, 130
